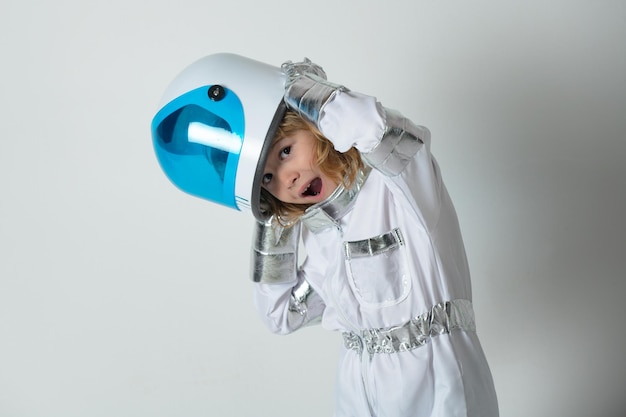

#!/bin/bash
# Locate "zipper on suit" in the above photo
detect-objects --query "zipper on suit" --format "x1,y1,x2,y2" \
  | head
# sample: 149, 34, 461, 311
361, 348, 376, 416
330, 278, 376, 416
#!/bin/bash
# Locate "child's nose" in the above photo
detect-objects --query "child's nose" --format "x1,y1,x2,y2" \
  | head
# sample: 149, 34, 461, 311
278, 167, 299, 187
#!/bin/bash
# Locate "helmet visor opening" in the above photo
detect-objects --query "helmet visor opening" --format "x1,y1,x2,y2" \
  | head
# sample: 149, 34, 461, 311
152, 96, 244, 209
250, 100, 287, 220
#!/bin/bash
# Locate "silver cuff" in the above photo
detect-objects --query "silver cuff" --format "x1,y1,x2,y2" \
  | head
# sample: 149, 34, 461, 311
286, 280, 323, 328
250, 219, 300, 284
288, 279, 313, 316
284, 73, 346, 126
362, 108, 426, 176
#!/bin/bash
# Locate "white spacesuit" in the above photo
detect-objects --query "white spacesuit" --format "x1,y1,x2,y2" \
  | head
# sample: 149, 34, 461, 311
251, 62, 499, 417
152, 54, 498, 417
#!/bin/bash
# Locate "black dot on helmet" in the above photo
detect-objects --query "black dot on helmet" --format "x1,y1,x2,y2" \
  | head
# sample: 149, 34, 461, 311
208, 85, 225, 101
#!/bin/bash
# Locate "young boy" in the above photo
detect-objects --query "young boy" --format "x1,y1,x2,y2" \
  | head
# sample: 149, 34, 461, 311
152, 54, 499, 417
250, 60, 499, 416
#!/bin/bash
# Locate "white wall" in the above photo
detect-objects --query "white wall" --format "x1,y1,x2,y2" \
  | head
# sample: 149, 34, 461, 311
1, 1, 624, 416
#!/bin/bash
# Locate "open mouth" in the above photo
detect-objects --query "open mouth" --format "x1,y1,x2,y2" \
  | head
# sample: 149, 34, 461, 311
302, 177, 322, 197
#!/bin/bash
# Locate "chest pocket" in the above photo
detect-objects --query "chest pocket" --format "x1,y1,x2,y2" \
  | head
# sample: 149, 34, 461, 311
343, 228, 411, 308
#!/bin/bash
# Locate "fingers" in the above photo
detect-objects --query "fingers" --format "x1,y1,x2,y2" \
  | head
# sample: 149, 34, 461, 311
281, 58, 327, 84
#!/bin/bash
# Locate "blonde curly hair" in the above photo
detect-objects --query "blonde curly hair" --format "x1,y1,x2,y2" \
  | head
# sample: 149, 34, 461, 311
260, 111, 363, 224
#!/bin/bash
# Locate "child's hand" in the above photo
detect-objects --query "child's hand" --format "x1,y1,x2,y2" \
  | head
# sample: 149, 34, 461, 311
281, 58, 327, 85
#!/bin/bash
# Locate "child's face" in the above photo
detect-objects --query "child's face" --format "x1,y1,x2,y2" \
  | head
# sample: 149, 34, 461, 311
262, 129, 338, 205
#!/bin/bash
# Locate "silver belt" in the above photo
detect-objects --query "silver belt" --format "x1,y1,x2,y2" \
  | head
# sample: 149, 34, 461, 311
342, 299, 476, 354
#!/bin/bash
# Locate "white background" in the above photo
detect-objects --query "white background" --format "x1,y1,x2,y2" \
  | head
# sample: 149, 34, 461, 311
1, 1, 625, 416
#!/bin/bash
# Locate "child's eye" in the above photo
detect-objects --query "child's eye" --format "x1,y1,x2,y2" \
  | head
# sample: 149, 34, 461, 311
280, 146, 291, 159
262, 173, 273, 185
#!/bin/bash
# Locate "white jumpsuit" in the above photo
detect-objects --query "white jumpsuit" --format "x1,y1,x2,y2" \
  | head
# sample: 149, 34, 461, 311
252, 91, 499, 417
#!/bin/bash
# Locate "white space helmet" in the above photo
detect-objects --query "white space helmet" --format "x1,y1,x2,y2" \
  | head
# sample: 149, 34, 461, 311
151, 53, 286, 220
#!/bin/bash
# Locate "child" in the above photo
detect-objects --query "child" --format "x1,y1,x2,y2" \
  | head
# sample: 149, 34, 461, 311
250, 60, 499, 417
151, 53, 498, 417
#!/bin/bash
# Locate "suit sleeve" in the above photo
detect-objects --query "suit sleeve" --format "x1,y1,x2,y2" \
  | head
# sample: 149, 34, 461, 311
250, 219, 325, 334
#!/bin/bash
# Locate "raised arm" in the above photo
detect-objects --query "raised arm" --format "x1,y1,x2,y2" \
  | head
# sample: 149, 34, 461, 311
282, 59, 430, 176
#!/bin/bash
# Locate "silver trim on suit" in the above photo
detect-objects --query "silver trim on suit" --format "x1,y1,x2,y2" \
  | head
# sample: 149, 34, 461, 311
251, 219, 300, 284
363, 108, 425, 176
342, 299, 476, 354
344, 228, 404, 259
301, 167, 371, 233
